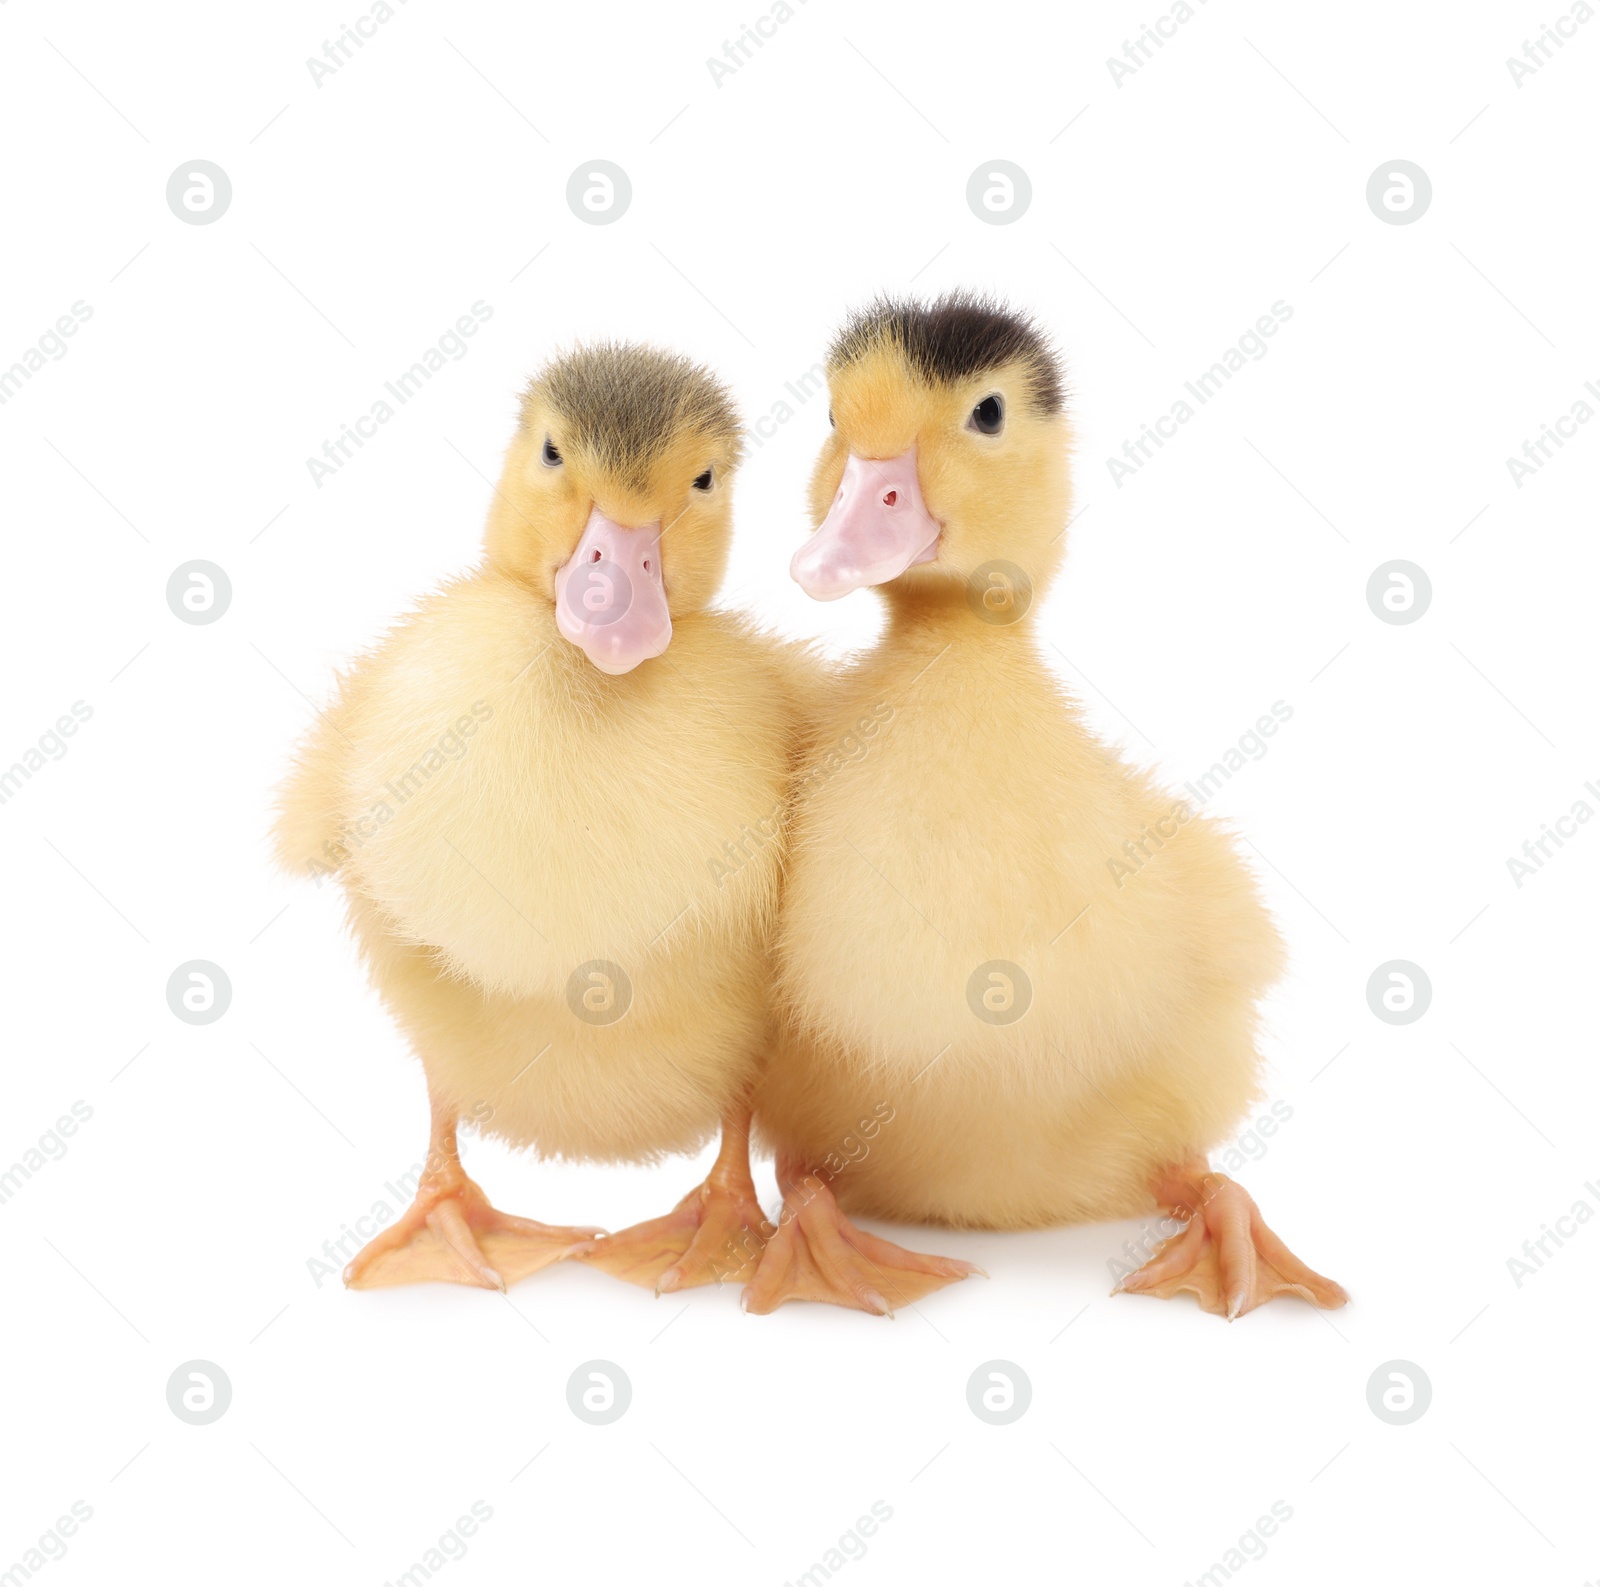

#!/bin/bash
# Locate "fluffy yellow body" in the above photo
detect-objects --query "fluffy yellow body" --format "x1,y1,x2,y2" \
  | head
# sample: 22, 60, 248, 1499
278, 572, 797, 1164
759, 608, 1284, 1230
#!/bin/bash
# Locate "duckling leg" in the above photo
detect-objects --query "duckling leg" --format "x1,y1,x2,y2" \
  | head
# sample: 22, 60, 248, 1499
575, 1105, 774, 1293
741, 1158, 983, 1317
344, 1094, 603, 1292
1118, 1159, 1348, 1321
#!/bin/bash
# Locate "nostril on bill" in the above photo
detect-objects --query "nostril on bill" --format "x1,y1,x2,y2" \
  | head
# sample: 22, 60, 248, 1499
882, 490, 897, 506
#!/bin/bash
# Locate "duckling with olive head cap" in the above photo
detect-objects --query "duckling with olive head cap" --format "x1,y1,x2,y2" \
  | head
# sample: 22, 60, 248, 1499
275, 342, 798, 1293
747, 295, 1347, 1321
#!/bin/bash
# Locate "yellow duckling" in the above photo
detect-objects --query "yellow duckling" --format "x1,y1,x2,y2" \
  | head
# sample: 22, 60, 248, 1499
748, 294, 1347, 1321
275, 343, 794, 1293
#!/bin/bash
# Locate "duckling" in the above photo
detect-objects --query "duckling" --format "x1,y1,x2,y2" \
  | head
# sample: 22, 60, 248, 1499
275, 343, 794, 1293
747, 294, 1347, 1321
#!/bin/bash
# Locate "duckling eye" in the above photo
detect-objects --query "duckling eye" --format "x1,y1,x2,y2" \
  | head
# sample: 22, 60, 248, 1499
827, 407, 834, 428
969, 395, 1004, 436
541, 437, 562, 467
692, 468, 713, 491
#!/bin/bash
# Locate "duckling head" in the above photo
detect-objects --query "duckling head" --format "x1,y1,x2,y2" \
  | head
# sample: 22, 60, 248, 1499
793, 293, 1069, 609
486, 342, 743, 674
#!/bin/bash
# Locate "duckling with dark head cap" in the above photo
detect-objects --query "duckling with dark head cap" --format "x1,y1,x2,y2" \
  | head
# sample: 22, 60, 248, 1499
748, 294, 1347, 1321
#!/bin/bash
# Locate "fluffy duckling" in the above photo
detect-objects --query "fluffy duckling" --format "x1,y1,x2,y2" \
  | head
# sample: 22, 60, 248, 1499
275, 343, 796, 1293
748, 295, 1346, 1320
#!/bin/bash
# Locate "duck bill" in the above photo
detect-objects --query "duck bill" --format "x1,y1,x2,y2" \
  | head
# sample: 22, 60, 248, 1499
554, 506, 672, 674
789, 446, 941, 601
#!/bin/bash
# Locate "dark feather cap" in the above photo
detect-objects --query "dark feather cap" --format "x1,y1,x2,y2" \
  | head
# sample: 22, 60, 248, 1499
829, 291, 1065, 414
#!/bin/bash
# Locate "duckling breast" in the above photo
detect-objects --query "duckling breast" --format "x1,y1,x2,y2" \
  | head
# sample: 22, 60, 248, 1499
337, 574, 792, 1003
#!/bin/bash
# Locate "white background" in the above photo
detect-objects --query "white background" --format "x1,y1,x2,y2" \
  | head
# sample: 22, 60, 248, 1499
2, 0, 1596, 1582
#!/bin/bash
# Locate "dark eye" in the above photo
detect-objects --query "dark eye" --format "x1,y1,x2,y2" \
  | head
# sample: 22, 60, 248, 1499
692, 468, 713, 491
541, 437, 562, 467
827, 407, 834, 428
969, 395, 1004, 436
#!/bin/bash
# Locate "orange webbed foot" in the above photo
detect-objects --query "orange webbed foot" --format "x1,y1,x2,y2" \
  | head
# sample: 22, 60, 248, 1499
575, 1177, 774, 1294
344, 1170, 603, 1292
1118, 1166, 1347, 1320
741, 1166, 982, 1318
